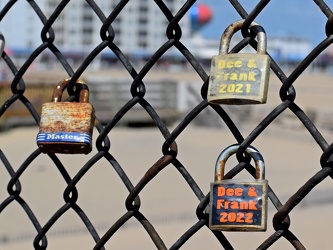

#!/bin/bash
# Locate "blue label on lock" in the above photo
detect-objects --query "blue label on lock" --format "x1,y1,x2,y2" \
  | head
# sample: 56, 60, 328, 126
37, 132, 91, 145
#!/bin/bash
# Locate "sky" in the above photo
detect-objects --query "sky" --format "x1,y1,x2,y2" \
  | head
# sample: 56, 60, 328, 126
197, 0, 330, 46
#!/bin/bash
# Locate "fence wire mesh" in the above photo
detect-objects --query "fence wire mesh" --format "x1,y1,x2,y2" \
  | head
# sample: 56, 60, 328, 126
1, 0, 333, 249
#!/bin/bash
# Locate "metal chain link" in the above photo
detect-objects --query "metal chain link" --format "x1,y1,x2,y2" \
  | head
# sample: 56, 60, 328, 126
1, 0, 333, 249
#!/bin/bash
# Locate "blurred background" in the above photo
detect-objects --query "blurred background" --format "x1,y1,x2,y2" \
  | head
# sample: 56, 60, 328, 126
1, 1, 333, 250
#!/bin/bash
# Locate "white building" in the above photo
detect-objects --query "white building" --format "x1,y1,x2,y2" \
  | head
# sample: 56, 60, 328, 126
0, 1, 43, 49
1, 0, 190, 55
0, 1, 315, 70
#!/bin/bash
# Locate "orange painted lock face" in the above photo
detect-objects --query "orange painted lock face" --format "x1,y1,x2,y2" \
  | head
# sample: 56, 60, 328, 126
36, 78, 95, 154
217, 186, 243, 197
210, 181, 267, 230
209, 144, 268, 232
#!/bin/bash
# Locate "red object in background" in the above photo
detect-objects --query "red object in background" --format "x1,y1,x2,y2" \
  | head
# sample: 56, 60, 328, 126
197, 4, 212, 24
190, 3, 212, 31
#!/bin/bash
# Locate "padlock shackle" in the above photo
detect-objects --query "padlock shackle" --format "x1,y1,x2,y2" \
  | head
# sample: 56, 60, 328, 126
219, 19, 267, 55
215, 144, 265, 182
52, 78, 89, 103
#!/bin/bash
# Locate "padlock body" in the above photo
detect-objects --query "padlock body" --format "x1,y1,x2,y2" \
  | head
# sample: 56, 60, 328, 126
37, 102, 95, 154
208, 53, 270, 105
209, 179, 268, 231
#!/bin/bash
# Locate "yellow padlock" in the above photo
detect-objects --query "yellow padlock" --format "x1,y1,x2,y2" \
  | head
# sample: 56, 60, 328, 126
207, 20, 271, 105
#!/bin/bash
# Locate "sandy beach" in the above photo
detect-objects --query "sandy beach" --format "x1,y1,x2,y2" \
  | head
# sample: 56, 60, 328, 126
1, 72, 333, 249
1, 122, 333, 249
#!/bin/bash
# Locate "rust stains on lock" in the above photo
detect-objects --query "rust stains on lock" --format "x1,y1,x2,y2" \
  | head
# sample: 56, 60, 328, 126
37, 78, 95, 154
209, 144, 268, 231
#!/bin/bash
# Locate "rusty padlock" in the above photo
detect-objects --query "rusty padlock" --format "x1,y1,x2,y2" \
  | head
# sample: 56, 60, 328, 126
37, 78, 95, 154
209, 144, 268, 231
207, 20, 271, 105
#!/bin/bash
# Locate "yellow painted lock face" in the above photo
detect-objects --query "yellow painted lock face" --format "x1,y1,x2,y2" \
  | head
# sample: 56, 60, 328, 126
208, 53, 270, 105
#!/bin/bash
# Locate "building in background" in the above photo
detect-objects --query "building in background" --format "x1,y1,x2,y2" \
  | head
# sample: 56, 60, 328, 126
37, 0, 191, 55
0, 0, 193, 68
0, 1, 320, 71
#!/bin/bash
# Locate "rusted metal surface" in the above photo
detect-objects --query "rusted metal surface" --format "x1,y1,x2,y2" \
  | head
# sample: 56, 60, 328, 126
214, 144, 265, 182
37, 101, 95, 154
1, 0, 333, 248
52, 78, 87, 102
219, 20, 266, 55
37, 78, 95, 154
210, 144, 268, 231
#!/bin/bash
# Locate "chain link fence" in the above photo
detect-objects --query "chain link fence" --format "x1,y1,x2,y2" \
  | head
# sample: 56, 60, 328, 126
1, 0, 333, 249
